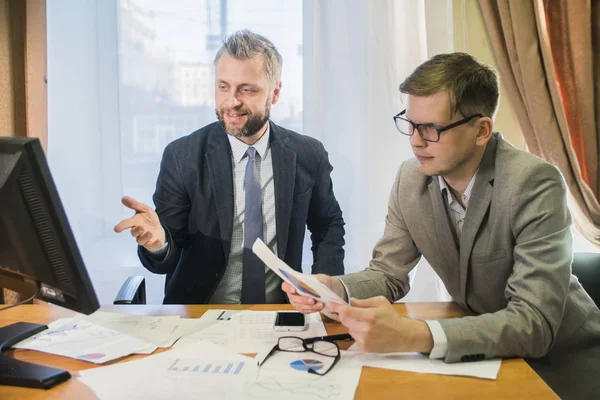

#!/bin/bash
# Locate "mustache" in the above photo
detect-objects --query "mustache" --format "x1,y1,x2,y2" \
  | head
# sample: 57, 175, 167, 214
221, 106, 250, 115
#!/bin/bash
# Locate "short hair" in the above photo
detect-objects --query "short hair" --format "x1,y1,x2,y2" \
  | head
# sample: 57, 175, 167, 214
214, 29, 283, 87
399, 53, 499, 120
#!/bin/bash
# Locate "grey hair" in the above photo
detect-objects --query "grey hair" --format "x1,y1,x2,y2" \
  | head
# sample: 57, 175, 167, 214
214, 29, 283, 87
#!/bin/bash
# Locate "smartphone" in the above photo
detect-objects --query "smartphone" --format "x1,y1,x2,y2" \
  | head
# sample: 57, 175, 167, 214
273, 312, 308, 332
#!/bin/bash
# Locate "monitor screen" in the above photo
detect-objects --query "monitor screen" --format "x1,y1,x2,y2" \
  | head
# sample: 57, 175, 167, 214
0, 137, 100, 389
0, 137, 99, 313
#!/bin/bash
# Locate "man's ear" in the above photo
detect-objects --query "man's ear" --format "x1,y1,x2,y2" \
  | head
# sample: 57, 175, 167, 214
271, 82, 282, 105
475, 117, 493, 147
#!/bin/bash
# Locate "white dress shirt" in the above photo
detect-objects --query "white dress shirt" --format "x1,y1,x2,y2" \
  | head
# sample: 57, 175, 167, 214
425, 172, 478, 358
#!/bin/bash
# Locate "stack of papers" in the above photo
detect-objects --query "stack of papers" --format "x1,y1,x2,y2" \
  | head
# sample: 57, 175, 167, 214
78, 339, 363, 400
175, 310, 328, 353
79, 340, 257, 399
11, 311, 204, 363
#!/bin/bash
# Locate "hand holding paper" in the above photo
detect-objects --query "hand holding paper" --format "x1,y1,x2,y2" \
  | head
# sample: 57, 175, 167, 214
252, 238, 348, 313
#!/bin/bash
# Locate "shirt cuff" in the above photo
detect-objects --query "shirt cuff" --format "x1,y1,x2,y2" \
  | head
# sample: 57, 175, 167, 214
336, 277, 352, 306
424, 320, 448, 359
148, 241, 168, 256
147, 228, 168, 259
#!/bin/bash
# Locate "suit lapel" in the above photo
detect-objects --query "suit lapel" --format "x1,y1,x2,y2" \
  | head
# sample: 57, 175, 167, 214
206, 126, 234, 258
429, 178, 461, 276
270, 123, 295, 260
458, 136, 497, 301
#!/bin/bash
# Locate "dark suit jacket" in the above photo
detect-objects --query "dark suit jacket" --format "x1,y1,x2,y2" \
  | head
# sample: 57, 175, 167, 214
138, 121, 345, 304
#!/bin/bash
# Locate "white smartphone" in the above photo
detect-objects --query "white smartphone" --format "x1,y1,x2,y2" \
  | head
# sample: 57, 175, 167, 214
273, 312, 308, 332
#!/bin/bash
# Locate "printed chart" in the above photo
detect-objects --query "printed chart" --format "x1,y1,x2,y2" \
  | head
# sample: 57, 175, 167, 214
290, 359, 324, 372
168, 358, 246, 375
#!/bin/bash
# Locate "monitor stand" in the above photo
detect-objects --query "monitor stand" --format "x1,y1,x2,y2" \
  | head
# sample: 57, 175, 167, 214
0, 322, 71, 389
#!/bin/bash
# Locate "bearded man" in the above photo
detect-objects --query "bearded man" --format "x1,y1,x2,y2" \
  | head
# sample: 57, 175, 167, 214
115, 30, 345, 304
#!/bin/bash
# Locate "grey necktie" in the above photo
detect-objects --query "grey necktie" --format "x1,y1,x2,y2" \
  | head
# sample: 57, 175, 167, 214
241, 146, 266, 304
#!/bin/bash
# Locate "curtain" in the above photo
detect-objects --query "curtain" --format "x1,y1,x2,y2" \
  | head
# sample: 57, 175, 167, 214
479, 0, 600, 246
305, 0, 451, 301
0, 0, 48, 304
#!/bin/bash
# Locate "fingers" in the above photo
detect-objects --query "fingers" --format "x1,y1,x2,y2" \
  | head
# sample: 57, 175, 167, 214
327, 300, 379, 328
131, 226, 145, 237
114, 216, 137, 233
328, 301, 350, 316
121, 196, 153, 213
115, 197, 163, 251
114, 212, 146, 233
281, 281, 297, 295
136, 231, 153, 246
321, 307, 341, 322
282, 282, 324, 313
289, 293, 324, 313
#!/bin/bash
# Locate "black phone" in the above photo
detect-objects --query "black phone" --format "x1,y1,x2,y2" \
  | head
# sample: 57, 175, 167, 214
273, 312, 308, 332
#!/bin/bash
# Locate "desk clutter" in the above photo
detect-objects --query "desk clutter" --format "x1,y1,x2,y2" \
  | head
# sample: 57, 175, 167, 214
12, 309, 502, 399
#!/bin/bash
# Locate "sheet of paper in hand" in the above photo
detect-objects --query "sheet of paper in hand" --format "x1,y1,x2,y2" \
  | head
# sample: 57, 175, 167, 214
252, 238, 347, 304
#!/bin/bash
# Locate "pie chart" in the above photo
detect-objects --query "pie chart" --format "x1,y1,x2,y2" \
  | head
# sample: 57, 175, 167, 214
290, 359, 324, 372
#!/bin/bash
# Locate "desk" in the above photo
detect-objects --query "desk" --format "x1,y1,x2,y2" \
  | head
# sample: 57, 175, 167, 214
0, 303, 556, 399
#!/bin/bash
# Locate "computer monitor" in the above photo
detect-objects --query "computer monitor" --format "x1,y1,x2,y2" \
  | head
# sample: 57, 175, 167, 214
0, 137, 100, 389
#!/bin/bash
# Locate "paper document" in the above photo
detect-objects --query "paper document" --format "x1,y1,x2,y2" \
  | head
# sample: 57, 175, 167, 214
175, 310, 327, 354
12, 312, 200, 363
247, 349, 362, 400
174, 309, 242, 349
11, 317, 153, 364
79, 340, 257, 400
229, 311, 327, 353
82, 311, 180, 347
344, 344, 502, 380
252, 238, 347, 304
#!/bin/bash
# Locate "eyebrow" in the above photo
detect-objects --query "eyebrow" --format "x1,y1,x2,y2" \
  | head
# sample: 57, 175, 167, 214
405, 113, 446, 127
217, 80, 259, 89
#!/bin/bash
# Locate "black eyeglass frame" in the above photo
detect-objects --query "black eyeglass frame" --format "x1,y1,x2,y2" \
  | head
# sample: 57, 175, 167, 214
258, 334, 352, 376
393, 109, 483, 142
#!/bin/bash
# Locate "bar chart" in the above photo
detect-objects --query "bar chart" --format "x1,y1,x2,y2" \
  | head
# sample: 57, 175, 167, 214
168, 358, 246, 374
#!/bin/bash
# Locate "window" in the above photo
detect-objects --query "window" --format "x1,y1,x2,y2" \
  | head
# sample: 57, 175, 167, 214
48, 0, 303, 304
118, 0, 303, 207
48, 0, 455, 305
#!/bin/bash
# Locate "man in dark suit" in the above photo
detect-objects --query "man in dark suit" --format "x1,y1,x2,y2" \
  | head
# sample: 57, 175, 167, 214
114, 30, 345, 304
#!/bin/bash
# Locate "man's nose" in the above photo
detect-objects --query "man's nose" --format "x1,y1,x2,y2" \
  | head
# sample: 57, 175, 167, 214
410, 129, 427, 147
224, 91, 242, 108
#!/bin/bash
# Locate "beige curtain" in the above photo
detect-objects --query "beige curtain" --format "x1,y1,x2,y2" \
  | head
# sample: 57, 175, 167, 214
479, 0, 600, 246
0, 0, 48, 304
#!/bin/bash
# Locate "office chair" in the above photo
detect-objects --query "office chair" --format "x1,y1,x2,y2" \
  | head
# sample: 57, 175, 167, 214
113, 276, 146, 305
571, 252, 600, 307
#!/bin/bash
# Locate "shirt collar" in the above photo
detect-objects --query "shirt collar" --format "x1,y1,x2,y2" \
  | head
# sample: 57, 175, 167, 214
438, 170, 478, 208
227, 122, 271, 163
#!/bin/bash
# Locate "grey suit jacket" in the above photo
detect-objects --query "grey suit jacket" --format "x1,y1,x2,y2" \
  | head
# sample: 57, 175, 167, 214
340, 133, 599, 364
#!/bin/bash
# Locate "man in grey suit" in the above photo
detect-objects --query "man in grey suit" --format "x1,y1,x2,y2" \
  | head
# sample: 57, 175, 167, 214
115, 30, 345, 305
284, 53, 600, 399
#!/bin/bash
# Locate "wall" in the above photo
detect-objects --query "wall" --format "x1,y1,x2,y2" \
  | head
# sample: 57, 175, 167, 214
0, 0, 24, 139
0, 0, 47, 304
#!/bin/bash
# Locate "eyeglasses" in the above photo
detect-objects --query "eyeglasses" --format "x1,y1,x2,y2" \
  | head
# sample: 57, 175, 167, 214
393, 109, 482, 142
258, 333, 352, 376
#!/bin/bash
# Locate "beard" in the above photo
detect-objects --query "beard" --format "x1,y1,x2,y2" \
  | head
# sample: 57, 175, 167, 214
216, 100, 271, 138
